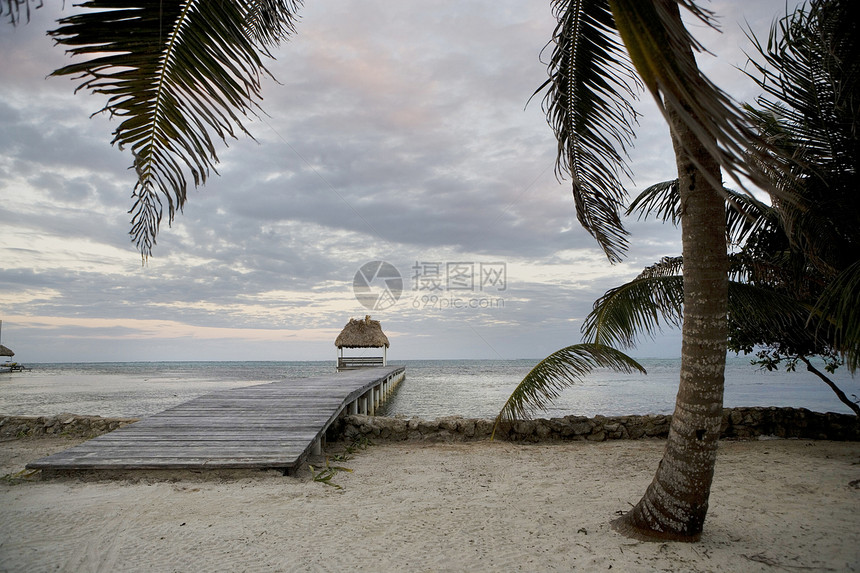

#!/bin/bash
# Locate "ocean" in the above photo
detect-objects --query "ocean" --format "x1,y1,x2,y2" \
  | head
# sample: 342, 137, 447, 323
0, 357, 857, 420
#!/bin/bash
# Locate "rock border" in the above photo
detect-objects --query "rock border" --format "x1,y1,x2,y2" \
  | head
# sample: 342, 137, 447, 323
2, 407, 857, 443
332, 407, 859, 443
0, 414, 139, 439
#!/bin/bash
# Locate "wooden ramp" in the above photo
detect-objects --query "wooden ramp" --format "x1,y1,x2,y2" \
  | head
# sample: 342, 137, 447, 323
27, 366, 405, 477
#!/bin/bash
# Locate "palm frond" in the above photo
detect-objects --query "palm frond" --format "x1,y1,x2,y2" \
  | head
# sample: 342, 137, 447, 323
537, 0, 643, 263
627, 179, 679, 224
245, 0, 301, 49
744, 0, 858, 178
744, 0, 860, 278
724, 191, 772, 248
627, 179, 681, 226
627, 178, 772, 246
493, 343, 645, 438
48, 0, 302, 257
638, 255, 683, 278
811, 261, 860, 372
581, 252, 826, 357
608, 0, 780, 196
727, 280, 820, 350
582, 262, 684, 348
1, 0, 36, 24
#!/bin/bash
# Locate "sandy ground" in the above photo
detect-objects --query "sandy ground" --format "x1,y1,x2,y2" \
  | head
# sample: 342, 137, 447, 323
0, 436, 858, 573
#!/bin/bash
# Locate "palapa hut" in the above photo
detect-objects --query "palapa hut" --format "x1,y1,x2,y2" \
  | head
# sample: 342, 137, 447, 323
335, 315, 390, 371
0, 320, 12, 359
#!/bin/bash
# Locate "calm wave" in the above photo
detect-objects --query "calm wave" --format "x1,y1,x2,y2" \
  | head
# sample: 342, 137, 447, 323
0, 357, 857, 419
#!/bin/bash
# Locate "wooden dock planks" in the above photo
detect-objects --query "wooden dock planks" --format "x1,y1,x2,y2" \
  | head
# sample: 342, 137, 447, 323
27, 366, 405, 476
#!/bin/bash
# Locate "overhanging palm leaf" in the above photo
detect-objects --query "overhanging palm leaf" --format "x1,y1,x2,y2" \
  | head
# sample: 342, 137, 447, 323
581, 258, 684, 348
537, 0, 643, 263
539, 1, 785, 264
1, 0, 33, 24
627, 179, 680, 224
48, 0, 301, 257
581, 254, 818, 352
811, 261, 860, 372
627, 178, 773, 247
492, 343, 645, 439
744, 0, 859, 279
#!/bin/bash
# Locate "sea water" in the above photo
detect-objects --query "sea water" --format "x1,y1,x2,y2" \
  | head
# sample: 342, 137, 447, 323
0, 357, 857, 419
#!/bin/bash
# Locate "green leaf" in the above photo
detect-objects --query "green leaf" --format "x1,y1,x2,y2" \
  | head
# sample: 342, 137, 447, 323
493, 343, 645, 438
0, 0, 35, 25
582, 258, 684, 348
744, 0, 859, 279
627, 179, 679, 225
536, 0, 643, 263
627, 178, 773, 247
811, 261, 860, 372
48, 0, 302, 257
580, 252, 830, 360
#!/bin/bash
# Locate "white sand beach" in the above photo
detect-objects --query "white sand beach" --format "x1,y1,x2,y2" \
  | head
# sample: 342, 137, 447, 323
1, 435, 858, 572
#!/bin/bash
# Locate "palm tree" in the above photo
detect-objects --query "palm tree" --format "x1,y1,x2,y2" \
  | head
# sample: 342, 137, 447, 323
578, 0, 859, 416
500, 0, 854, 539
500, 0, 783, 540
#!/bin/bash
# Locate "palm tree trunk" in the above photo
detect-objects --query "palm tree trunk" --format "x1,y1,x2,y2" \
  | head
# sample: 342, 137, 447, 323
612, 6, 728, 542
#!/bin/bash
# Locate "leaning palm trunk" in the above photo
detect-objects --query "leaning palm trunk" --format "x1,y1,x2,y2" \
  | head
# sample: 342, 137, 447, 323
612, 31, 728, 542
515, 0, 781, 541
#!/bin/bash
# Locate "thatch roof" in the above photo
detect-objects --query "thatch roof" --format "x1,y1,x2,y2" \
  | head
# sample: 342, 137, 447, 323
335, 316, 390, 348
0, 344, 14, 357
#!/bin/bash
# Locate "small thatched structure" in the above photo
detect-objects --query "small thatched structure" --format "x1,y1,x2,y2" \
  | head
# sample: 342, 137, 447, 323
335, 316, 390, 349
335, 316, 389, 370
0, 344, 13, 357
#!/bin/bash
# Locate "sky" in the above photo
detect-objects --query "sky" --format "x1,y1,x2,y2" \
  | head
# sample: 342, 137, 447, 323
0, 0, 796, 363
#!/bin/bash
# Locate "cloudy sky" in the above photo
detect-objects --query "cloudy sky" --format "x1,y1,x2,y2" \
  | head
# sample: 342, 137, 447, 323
0, 0, 795, 362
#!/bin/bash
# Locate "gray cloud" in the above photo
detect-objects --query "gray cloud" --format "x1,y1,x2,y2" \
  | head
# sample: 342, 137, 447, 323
0, 0, 790, 361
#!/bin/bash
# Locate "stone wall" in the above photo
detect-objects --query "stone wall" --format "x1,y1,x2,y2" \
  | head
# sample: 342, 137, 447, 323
2, 407, 856, 443
332, 407, 859, 443
0, 414, 139, 439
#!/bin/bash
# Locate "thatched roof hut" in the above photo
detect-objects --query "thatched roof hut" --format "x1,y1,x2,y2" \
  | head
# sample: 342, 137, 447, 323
335, 316, 389, 370
335, 315, 390, 349
0, 344, 13, 357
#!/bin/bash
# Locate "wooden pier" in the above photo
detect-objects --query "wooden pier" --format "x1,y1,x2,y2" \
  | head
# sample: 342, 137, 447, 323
27, 366, 405, 477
